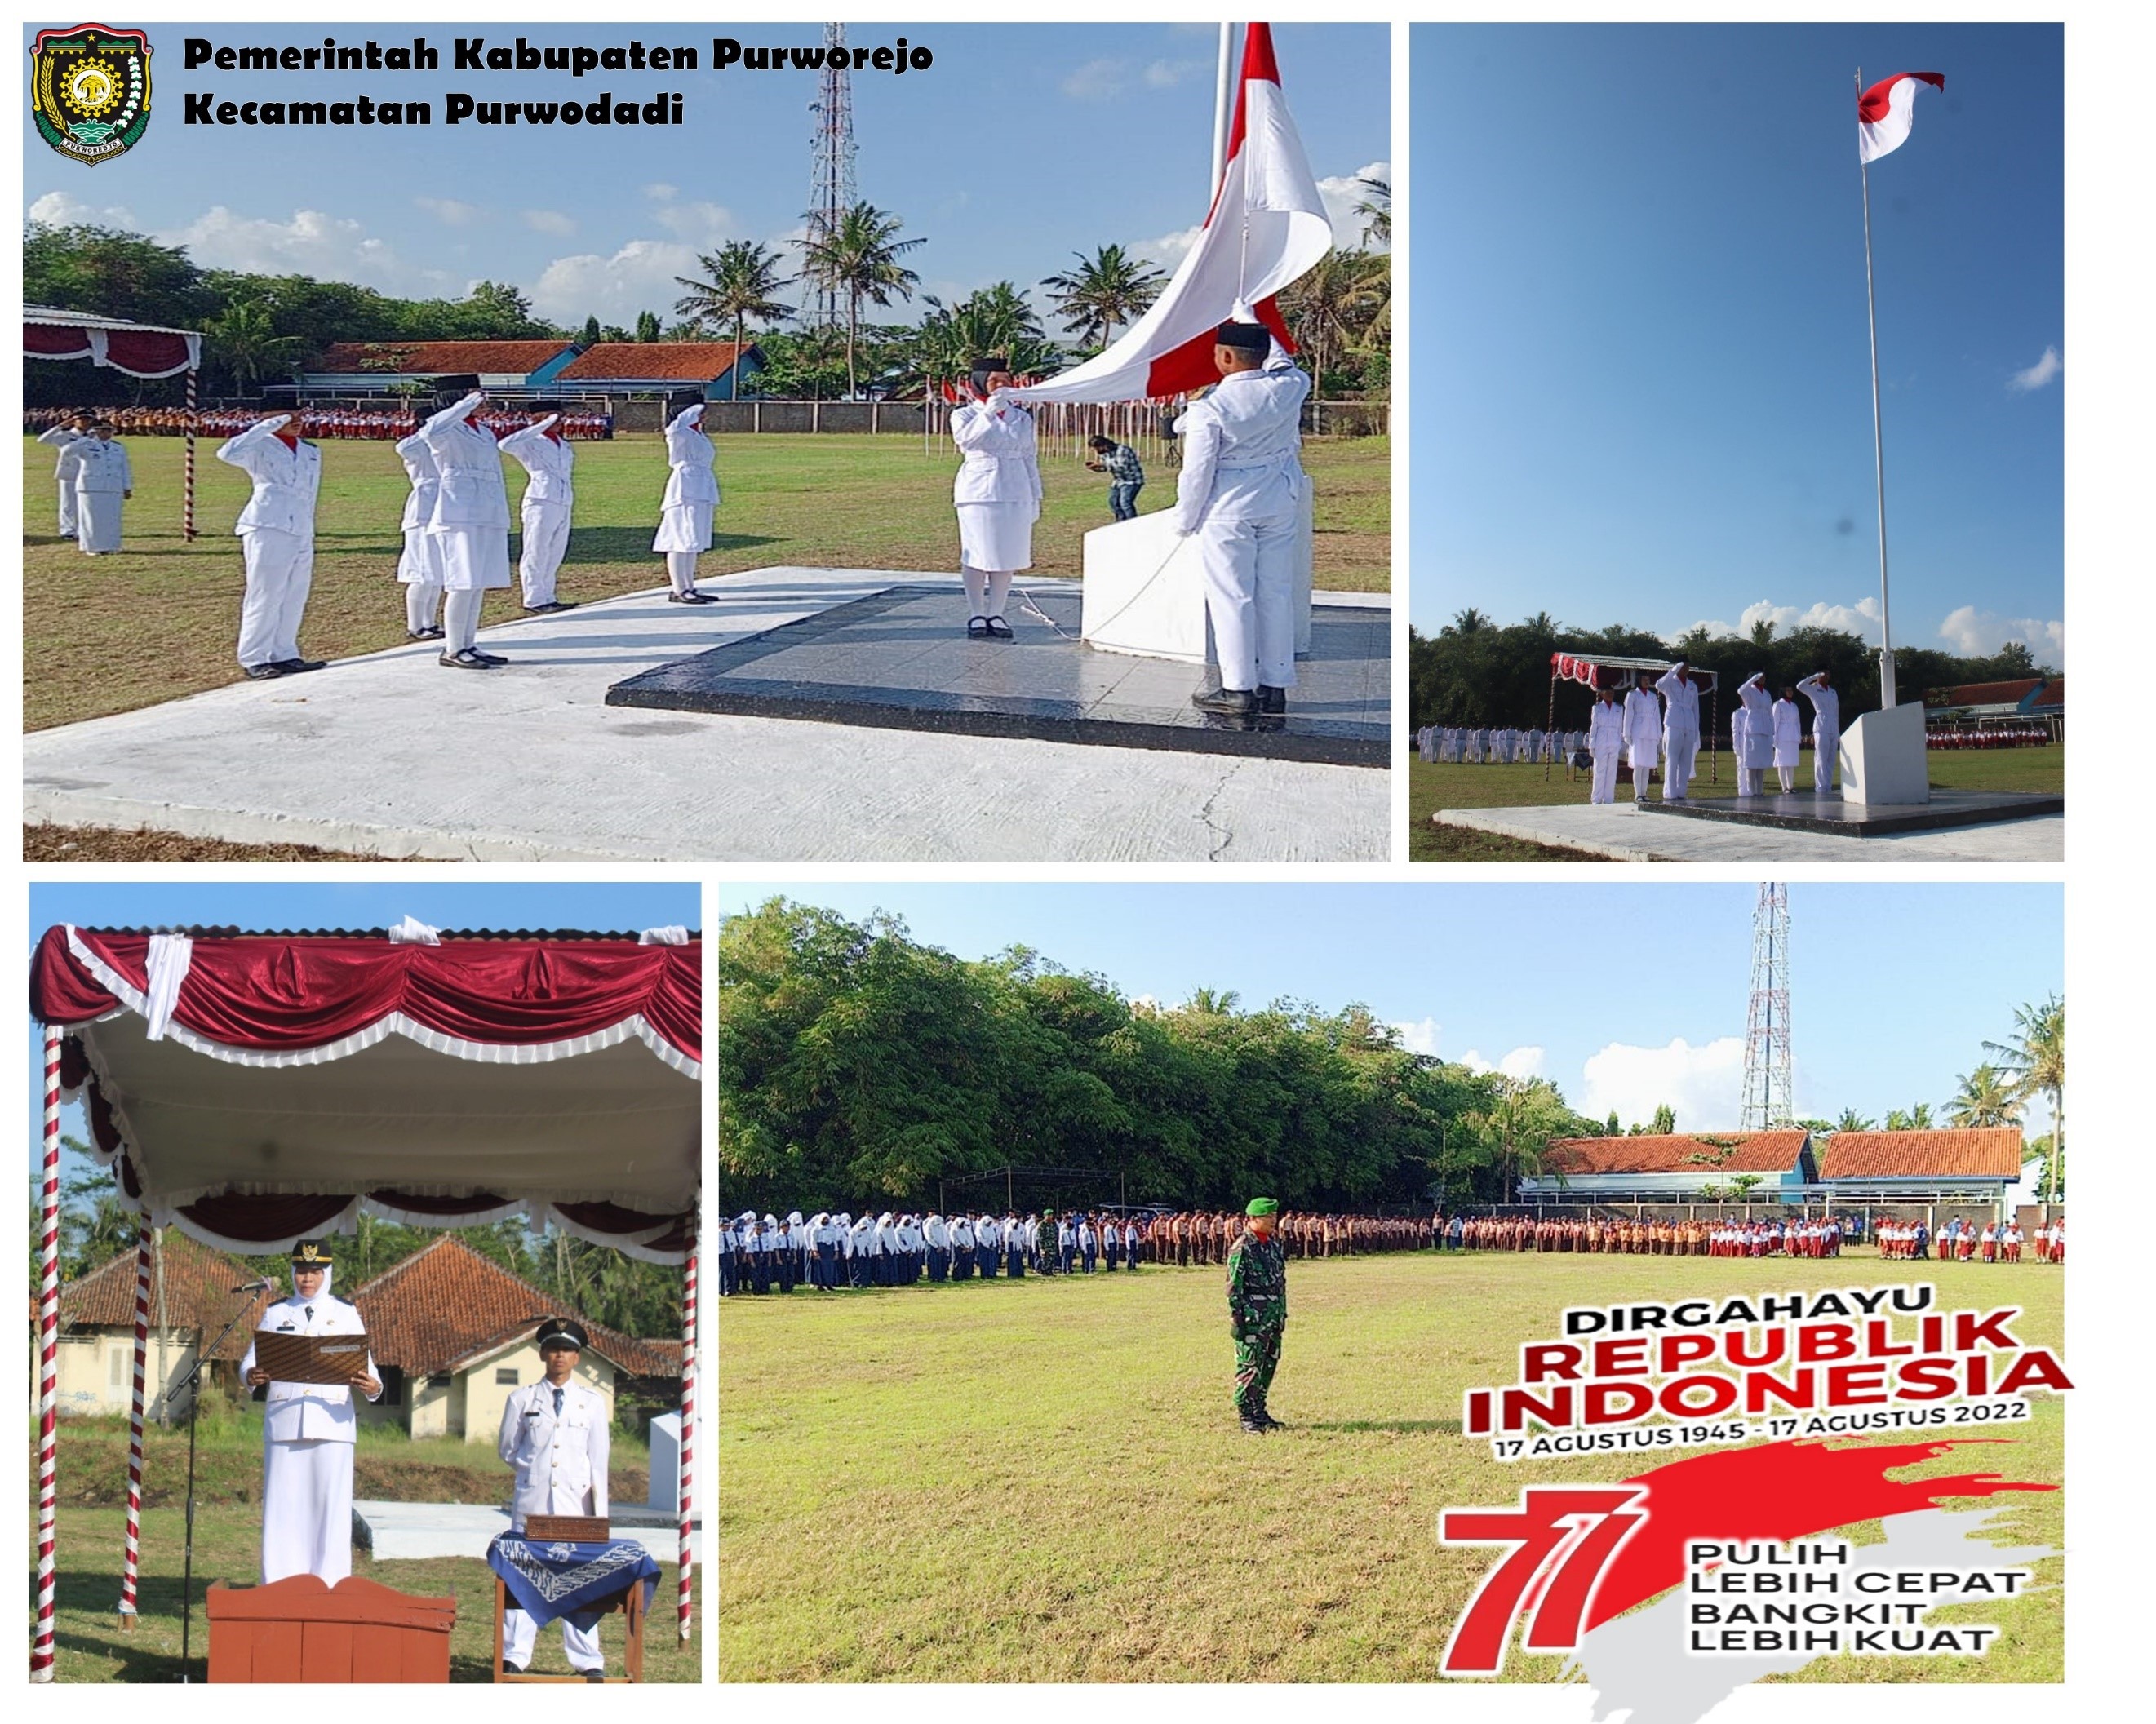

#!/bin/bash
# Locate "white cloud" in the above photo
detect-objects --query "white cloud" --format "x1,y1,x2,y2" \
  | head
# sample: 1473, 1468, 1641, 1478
1133, 222, 1205, 270
1460, 1046, 1547, 1081
1578, 1036, 1746, 1132
1937, 605, 2065, 665
650, 201, 735, 245
1318, 160, 1391, 253
523, 209, 576, 237
157, 206, 448, 297
415, 197, 479, 227
1687, 596, 1882, 644
642, 183, 678, 202
2008, 345, 2061, 392
29, 188, 135, 228
531, 238, 709, 326
1143, 57, 1212, 89
1062, 56, 1131, 100
1390, 1017, 1441, 1057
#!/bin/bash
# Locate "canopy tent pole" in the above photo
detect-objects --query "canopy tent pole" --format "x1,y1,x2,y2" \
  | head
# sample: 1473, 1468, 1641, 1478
1710, 685, 1720, 783
118, 1215, 153, 1627
677, 1206, 699, 1642
183, 366, 198, 541
1545, 672, 1557, 782
33, 1026, 63, 1682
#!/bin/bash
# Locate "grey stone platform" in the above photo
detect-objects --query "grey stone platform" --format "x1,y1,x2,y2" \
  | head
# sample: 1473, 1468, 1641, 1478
606, 585, 1388, 768
1431, 801, 2063, 863
1634, 787, 2063, 836
353, 1500, 700, 1563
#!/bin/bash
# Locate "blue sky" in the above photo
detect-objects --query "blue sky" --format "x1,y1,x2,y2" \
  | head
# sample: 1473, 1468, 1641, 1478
1411, 24, 2062, 667
720, 882, 2061, 1137
27, 881, 699, 1181
25, 22, 1387, 329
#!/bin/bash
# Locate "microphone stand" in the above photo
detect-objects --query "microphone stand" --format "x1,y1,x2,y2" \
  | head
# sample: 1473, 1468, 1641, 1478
166, 1294, 262, 1683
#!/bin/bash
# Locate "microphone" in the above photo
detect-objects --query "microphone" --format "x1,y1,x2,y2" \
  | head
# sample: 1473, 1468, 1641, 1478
231, 1277, 273, 1294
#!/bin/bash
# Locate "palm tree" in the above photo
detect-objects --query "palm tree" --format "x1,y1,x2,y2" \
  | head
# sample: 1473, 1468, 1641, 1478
1883, 1104, 1935, 1132
1985, 994, 2065, 1213
1278, 249, 1385, 392
902, 286, 1061, 400
1947, 1062, 2025, 1130
1352, 175, 1391, 246
1471, 1077, 1573, 1203
674, 240, 796, 400
1040, 244, 1165, 349
1834, 1107, 1876, 1132
205, 299, 299, 396
796, 201, 925, 398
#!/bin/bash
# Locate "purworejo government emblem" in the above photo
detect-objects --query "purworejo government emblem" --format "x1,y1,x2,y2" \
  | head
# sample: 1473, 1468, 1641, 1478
31, 24, 153, 166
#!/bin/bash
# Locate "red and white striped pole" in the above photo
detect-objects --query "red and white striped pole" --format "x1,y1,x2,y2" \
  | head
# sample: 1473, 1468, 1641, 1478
677, 1208, 698, 1642
183, 365, 199, 542
118, 1216, 153, 1625
33, 1026, 64, 1682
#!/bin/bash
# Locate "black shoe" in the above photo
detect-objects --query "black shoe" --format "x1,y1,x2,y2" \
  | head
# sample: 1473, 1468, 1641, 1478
468, 649, 508, 666
1258, 1410, 1285, 1430
275, 658, 326, 674
523, 601, 579, 614
668, 590, 717, 605
1240, 1416, 1268, 1434
580, 1670, 606, 1682
407, 628, 441, 642
983, 616, 1014, 640
966, 615, 992, 639
1191, 685, 1258, 716
1258, 685, 1286, 714
242, 663, 286, 680
502, 1660, 529, 1675
439, 649, 499, 670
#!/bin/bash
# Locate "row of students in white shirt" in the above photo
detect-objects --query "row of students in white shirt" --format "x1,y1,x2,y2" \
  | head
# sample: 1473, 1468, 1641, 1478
716, 1209, 1149, 1295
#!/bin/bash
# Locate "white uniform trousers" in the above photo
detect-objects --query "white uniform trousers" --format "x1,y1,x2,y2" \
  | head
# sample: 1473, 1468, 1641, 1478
1662, 726, 1699, 799
237, 528, 313, 667
77, 491, 124, 554
1195, 508, 1300, 692
504, 1607, 603, 1673
518, 500, 570, 608
260, 1437, 355, 1583
1589, 746, 1620, 804
56, 480, 77, 538
1813, 725, 1839, 793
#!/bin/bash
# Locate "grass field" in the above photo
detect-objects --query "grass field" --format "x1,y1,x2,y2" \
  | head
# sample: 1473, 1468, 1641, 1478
1409, 747, 2066, 862
30, 1413, 698, 1682
24, 432, 1390, 732
717, 1252, 2064, 1682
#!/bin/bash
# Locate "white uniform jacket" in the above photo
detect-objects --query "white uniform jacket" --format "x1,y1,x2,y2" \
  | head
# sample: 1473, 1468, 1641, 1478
38, 426, 84, 473
1621, 688, 1662, 755
240, 1292, 379, 1443
394, 432, 442, 532
1795, 674, 1840, 737
217, 418, 322, 540
951, 397, 1042, 510
661, 406, 721, 508
1169, 359, 1311, 535
1737, 678, 1775, 769
1588, 698, 1625, 755
499, 417, 576, 505
499, 1378, 610, 1529
1772, 698, 1803, 765
72, 438, 132, 494
419, 392, 511, 530
1655, 667, 1702, 736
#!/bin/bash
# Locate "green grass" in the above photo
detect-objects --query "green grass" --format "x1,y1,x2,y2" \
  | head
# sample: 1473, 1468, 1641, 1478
30, 1416, 694, 1682
717, 1252, 2062, 1682
1409, 746, 2065, 862
24, 432, 1390, 731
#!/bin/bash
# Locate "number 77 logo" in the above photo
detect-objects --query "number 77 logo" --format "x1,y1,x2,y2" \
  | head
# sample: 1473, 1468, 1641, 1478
1438, 1486, 1650, 1676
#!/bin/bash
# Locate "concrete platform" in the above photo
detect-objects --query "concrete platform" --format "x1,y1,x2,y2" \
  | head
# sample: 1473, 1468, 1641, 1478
21, 567, 1389, 862
1433, 802, 2064, 863
1635, 787, 2062, 835
606, 584, 1387, 767
352, 1500, 701, 1565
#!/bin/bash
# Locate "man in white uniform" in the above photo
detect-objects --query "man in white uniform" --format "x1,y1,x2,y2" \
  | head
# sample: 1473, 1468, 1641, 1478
1622, 673, 1662, 801
240, 1239, 381, 1583
69, 420, 133, 554
419, 386, 514, 668
1736, 672, 1774, 796
393, 425, 447, 640
950, 356, 1041, 639
36, 412, 92, 537
1586, 682, 1625, 804
1655, 663, 1703, 799
1795, 671, 1841, 795
1174, 321, 1311, 724
216, 413, 325, 679
1772, 685, 1803, 792
497, 1318, 610, 1677
499, 406, 580, 614
653, 394, 720, 604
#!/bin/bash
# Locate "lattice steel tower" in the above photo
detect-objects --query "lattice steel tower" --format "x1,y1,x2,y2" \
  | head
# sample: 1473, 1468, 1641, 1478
1740, 884, 1794, 1128
807, 22, 858, 328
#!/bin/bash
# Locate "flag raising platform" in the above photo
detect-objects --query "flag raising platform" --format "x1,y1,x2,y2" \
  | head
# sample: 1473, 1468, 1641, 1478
604, 583, 1388, 768
1634, 787, 2063, 837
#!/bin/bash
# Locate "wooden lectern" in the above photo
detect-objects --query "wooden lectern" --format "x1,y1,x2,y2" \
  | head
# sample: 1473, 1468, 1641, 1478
206, 1575, 455, 1682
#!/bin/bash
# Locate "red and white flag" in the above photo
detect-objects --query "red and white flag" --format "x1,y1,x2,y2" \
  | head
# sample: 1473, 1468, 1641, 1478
1857, 71, 1945, 164
1011, 24, 1333, 405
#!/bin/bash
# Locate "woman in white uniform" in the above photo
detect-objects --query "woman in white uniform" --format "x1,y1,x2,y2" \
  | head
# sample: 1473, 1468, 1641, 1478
1586, 682, 1625, 804
393, 425, 446, 640
949, 356, 1041, 639
1772, 685, 1803, 792
653, 392, 720, 604
71, 421, 133, 554
1736, 672, 1775, 796
418, 386, 514, 668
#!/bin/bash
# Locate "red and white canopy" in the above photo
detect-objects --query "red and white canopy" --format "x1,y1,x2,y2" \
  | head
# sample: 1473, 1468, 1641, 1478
29, 925, 701, 1262
1550, 651, 1719, 692
24, 305, 202, 379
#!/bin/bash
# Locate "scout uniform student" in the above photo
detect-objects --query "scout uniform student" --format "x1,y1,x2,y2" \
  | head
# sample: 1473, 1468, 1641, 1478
239, 1239, 382, 1583
950, 355, 1042, 638
1227, 1198, 1289, 1434
1174, 321, 1311, 724
498, 404, 580, 614
418, 385, 516, 669
653, 393, 720, 603
498, 1318, 611, 1677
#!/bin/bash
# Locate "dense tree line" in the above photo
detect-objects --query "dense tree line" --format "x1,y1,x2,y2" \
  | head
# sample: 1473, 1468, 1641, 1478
719, 898, 1596, 1217
1409, 611, 2056, 734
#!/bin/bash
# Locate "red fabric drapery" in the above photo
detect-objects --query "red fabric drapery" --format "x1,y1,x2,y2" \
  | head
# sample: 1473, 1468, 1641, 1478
24, 320, 199, 379
100, 329, 195, 378
24, 323, 94, 361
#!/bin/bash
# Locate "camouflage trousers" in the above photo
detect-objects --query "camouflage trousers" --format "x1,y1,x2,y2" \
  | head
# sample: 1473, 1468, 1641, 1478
1234, 1324, 1284, 1413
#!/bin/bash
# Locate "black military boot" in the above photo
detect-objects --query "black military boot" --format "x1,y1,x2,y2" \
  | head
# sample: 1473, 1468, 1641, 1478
1258, 1403, 1284, 1431
1239, 1410, 1268, 1434
1191, 684, 1258, 717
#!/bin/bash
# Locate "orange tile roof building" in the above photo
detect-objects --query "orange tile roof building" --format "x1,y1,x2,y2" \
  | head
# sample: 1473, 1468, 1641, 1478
51, 1230, 270, 1418
1817, 1128, 2027, 1190
298, 339, 579, 392
553, 340, 761, 398
1522, 1131, 1816, 1199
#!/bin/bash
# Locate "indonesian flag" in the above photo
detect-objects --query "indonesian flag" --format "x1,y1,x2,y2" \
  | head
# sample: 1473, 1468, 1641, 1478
1857, 71, 1944, 164
1010, 24, 1333, 404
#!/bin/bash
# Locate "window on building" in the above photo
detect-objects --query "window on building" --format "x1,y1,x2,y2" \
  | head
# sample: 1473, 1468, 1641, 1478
495, 1367, 519, 1386
426, 1373, 451, 1389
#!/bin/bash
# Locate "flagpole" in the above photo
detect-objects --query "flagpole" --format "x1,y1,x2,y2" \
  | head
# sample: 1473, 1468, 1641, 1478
1211, 24, 1237, 197
1857, 67, 1898, 710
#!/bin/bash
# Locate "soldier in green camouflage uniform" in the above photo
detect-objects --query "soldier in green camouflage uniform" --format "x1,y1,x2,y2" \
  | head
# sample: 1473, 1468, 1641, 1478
1227, 1197, 1289, 1434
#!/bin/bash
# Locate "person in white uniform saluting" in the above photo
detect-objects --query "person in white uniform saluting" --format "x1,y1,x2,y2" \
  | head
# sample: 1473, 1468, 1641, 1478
1586, 682, 1625, 804
1795, 671, 1840, 795
36, 411, 92, 538
1622, 672, 1662, 801
240, 1239, 382, 1584
419, 384, 515, 669
653, 392, 721, 605
950, 355, 1042, 640
1173, 321, 1311, 725
1735, 672, 1774, 796
216, 412, 325, 680
1654, 662, 1703, 799
498, 1318, 612, 1677
498, 403, 580, 615
393, 425, 447, 641
69, 419, 134, 555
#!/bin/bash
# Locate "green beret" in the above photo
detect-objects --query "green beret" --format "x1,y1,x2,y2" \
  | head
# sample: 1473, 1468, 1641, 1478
1246, 1198, 1280, 1217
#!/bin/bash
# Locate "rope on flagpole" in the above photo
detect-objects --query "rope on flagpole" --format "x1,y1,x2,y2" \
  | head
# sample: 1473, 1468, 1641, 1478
677, 1207, 697, 1642
118, 1216, 153, 1625
33, 1026, 64, 1682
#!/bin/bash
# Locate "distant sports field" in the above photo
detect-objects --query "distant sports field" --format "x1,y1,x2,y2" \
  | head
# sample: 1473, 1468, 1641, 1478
717, 1251, 2064, 1682
23, 432, 1390, 731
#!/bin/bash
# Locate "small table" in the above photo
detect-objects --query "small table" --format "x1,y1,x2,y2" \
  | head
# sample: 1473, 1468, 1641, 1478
486, 1536, 659, 1684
